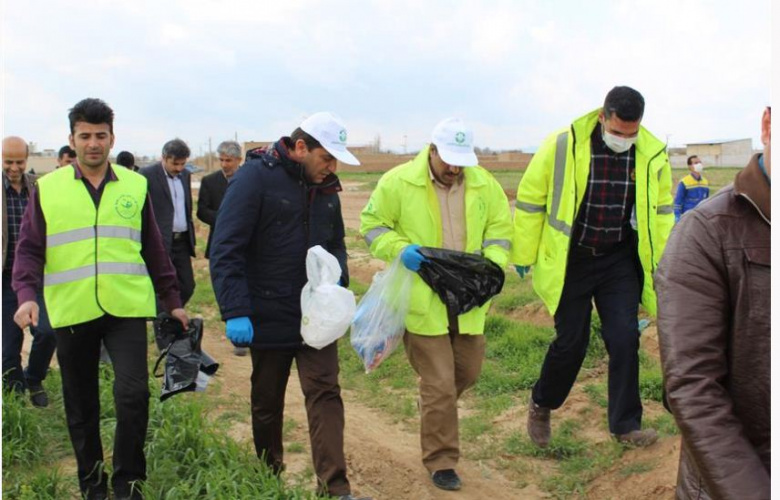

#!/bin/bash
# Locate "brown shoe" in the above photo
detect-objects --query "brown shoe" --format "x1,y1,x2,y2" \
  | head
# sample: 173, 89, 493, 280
527, 397, 551, 448
615, 429, 658, 447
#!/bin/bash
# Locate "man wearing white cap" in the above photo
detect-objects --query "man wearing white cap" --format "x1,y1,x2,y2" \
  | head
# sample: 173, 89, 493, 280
360, 118, 512, 491
209, 112, 369, 500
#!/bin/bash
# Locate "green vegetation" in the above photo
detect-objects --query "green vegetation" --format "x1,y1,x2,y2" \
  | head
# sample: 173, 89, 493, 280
2, 358, 323, 500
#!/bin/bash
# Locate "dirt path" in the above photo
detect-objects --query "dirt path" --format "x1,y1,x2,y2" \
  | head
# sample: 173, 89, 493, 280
200, 322, 542, 500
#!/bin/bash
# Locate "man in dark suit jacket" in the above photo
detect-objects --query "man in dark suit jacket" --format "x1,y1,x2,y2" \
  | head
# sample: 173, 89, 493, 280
2, 136, 56, 407
198, 140, 244, 355
139, 138, 196, 306
197, 140, 242, 259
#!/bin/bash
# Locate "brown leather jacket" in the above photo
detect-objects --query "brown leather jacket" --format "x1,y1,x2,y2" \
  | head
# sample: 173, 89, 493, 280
656, 154, 770, 500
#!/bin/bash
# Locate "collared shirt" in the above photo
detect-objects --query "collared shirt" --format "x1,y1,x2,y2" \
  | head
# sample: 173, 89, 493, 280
571, 125, 636, 251
3, 174, 30, 272
429, 166, 466, 252
11, 162, 182, 313
163, 165, 188, 233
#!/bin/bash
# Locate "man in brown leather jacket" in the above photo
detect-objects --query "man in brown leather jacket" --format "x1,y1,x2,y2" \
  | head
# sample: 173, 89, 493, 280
656, 107, 770, 500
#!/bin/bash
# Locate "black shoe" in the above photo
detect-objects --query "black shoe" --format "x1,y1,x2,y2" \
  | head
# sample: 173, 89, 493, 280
431, 469, 462, 491
28, 384, 49, 408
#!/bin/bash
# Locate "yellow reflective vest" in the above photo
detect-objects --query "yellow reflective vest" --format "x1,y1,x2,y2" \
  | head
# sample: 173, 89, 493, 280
38, 164, 156, 328
360, 145, 513, 335
512, 109, 674, 317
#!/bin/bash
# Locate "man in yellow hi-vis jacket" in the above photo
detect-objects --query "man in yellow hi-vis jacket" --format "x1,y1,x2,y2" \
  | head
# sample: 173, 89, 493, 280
360, 118, 512, 491
513, 87, 674, 449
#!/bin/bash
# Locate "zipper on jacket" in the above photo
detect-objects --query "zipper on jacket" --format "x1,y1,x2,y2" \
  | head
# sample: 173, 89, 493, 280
737, 193, 771, 226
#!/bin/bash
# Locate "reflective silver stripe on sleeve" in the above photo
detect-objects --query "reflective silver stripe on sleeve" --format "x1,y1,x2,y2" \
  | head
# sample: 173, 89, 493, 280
97, 262, 149, 276
47, 225, 142, 248
482, 239, 511, 250
98, 226, 142, 242
44, 265, 95, 286
364, 226, 392, 247
47, 227, 95, 248
547, 131, 572, 237
547, 216, 572, 237
657, 205, 674, 215
515, 201, 546, 213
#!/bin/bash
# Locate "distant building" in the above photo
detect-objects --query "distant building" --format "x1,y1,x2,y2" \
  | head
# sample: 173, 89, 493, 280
685, 138, 753, 167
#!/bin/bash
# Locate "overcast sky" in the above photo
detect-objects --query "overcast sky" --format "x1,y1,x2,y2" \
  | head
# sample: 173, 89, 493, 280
1, 0, 772, 157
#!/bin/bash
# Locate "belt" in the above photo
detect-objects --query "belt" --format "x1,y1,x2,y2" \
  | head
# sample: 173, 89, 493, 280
572, 238, 630, 258
172, 231, 188, 241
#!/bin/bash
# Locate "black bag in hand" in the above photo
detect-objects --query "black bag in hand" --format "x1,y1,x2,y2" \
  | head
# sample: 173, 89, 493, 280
416, 247, 505, 315
153, 314, 212, 401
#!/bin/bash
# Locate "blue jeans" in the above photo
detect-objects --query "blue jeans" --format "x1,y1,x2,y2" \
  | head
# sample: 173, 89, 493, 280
2, 271, 57, 392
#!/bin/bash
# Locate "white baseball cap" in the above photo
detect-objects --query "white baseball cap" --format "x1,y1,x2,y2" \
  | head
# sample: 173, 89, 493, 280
299, 112, 360, 166
431, 117, 478, 167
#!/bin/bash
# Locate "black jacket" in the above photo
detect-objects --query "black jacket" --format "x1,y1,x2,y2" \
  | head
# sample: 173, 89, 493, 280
197, 170, 229, 258
139, 163, 196, 257
209, 138, 348, 348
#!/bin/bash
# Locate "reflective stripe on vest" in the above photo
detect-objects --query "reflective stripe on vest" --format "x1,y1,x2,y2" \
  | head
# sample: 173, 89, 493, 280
483, 239, 511, 250
44, 262, 150, 286
365, 226, 392, 247
47, 225, 143, 248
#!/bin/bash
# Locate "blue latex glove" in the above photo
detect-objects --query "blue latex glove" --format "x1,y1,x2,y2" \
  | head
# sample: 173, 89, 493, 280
226, 317, 254, 347
515, 265, 531, 279
401, 244, 427, 271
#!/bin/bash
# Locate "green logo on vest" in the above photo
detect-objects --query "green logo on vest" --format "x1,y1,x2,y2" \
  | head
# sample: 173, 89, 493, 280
339, 130, 347, 143
455, 132, 466, 144
115, 195, 139, 219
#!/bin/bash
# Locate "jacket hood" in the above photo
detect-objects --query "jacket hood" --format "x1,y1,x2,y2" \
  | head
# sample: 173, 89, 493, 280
572, 108, 666, 155
267, 138, 342, 195
734, 153, 770, 223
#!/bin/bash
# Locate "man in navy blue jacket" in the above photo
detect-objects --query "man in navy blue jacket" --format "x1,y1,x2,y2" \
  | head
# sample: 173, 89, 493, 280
209, 112, 369, 500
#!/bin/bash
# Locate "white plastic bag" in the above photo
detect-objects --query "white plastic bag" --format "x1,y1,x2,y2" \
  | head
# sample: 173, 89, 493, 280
350, 257, 413, 372
300, 246, 356, 349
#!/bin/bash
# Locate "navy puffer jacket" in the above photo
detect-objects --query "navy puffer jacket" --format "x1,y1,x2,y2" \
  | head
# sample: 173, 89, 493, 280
209, 138, 349, 349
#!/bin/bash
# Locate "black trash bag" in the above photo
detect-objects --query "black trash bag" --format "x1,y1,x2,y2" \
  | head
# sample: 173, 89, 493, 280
416, 247, 505, 316
153, 314, 213, 401
153, 315, 220, 377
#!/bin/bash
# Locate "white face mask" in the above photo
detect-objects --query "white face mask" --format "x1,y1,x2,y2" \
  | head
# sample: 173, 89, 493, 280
602, 126, 637, 153
692, 162, 704, 173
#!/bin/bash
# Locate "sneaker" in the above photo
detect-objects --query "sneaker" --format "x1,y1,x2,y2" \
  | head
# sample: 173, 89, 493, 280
615, 428, 658, 447
431, 469, 462, 491
527, 397, 551, 448
233, 346, 249, 356
28, 384, 49, 408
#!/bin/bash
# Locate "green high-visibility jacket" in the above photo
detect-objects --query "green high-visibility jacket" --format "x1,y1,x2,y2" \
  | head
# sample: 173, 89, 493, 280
38, 164, 156, 328
360, 145, 513, 335
512, 109, 674, 317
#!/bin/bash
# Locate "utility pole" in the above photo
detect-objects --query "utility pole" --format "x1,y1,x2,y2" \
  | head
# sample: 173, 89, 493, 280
208, 137, 213, 172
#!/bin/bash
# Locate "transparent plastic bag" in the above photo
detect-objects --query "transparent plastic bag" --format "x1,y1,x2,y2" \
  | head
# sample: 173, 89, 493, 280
350, 257, 413, 372
300, 245, 356, 349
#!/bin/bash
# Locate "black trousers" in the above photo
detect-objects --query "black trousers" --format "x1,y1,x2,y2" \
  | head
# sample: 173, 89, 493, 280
55, 315, 149, 498
532, 240, 643, 435
171, 236, 195, 307
249, 342, 350, 496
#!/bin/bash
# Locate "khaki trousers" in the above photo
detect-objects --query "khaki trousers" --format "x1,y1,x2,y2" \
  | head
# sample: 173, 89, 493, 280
403, 330, 486, 472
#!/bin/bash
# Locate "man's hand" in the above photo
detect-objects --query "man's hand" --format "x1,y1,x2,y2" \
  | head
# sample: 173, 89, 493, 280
515, 265, 531, 279
401, 244, 427, 272
14, 301, 39, 329
226, 317, 254, 346
171, 308, 189, 330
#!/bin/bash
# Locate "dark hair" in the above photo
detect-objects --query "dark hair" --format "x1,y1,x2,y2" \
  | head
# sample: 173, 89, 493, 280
290, 128, 322, 151
161, 138, 190, 159
116, 151, 135, 168
687, 155, 699, 166
603, 86, 645, 122
68, 98, 114, 134
58, 145, 76, 159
